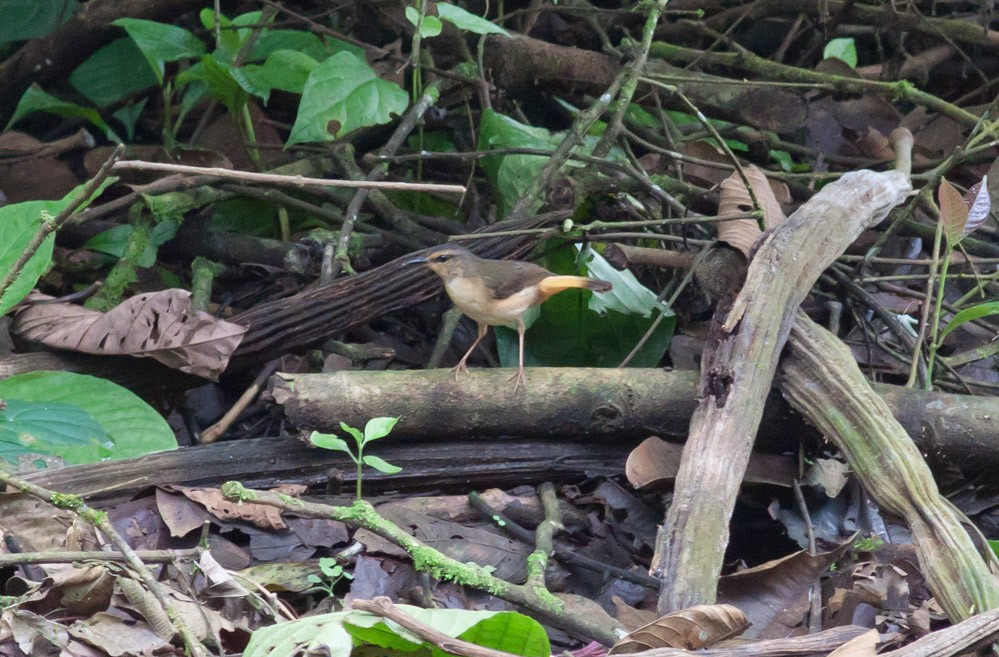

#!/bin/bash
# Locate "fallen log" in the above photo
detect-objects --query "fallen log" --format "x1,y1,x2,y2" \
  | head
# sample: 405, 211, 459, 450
270, 368, 999, 463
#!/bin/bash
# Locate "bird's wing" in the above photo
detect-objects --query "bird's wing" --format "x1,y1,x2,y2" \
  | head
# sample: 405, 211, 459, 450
478, 260, 553, 299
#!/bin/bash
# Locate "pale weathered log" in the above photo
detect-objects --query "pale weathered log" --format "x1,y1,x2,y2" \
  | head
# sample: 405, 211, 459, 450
271, 369, 999, 462
782, 312, 999, 621
650, 170, 911, 613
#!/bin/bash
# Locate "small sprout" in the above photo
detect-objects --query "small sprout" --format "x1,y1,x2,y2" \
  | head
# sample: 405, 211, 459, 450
310, 417, 402, 500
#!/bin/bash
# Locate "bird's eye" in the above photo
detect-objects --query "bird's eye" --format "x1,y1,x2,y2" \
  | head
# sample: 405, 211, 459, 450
434, 254, 450, 263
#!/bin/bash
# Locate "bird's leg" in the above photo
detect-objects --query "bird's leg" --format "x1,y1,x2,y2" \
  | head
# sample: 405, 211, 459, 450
451, 322, 488, 378
508, 317, 527, 391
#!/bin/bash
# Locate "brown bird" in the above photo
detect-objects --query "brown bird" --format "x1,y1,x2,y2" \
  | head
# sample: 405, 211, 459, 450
407, 245, 613, 390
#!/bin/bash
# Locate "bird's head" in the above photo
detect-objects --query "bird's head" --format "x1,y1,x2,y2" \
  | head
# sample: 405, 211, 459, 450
405, 245, 478, 280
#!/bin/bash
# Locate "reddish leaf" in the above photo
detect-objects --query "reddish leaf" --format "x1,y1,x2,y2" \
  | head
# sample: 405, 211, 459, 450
937, 178, 969, 245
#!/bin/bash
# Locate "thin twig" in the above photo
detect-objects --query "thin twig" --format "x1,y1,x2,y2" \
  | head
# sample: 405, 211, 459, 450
112, 160, 466, 193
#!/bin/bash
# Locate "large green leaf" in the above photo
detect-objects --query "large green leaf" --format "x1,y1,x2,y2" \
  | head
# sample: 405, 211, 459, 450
496, 245, 674, 368
246, 606, 549, 657
477, 109, 554, 216
7, 85, 120, 141
0, 372, 176, 464
0, 399, 111, 463
244, 612, 353, 657
0, 179, 116, 316
112, 18, 206, 82
437, 3, 509, 36
70, 37, 158, 107
346, 606, 550, 657
0, 0, 77, 44
287, 51, 409, 145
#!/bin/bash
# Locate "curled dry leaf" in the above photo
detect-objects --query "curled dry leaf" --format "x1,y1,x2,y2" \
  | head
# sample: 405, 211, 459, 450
717, 165, 789, 257
626, 436, 795, 490
826, 628, 878, 657
12, 289, 247, 380
963, 176, 990, 238
608, 604, 748, 653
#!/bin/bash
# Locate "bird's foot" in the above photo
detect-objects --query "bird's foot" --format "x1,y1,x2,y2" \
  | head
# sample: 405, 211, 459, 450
508, 367, 527, 392
449, 359, 470, 379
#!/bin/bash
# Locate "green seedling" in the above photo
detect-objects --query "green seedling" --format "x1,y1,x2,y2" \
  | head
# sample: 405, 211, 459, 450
306, 557, 354, 598
310, 417, 402, 500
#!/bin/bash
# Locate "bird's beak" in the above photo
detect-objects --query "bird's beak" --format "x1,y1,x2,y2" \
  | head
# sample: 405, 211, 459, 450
404, 254, 429, 266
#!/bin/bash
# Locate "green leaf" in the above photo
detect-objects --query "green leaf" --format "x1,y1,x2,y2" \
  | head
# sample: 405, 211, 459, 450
70, 38, 158, 107
939, 302, 999, 343
112, 99, 148, 141
0, 0, 77, 45
823, 37, 857, 68
420, 15, 444, 38
244, 612, 354, 657
345, 606, 550, 657
113, 18, 206, 82
437, 3, 509, 35
477, 109, 554, 216
83, 220, 179, 268
938, 177, 969, 246
287, 51, 409, 145
7, 85, 120, 141
248, 30, 332, 61
309, 431, 353, 455
0, 399, 112, 463
0, 202, 55, 317
338, 421, 364, 443
0, 178, 115, 316
362, 454, 402, 474
405, 6, 420, 26
0, 372, 176, 464
199, 8, 241, 57
496, 245, 674, 368
362, 416, 399, 443
176, 55, 247, 115
235, 50, 319, 102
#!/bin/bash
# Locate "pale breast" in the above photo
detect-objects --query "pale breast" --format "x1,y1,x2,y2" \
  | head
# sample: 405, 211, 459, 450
444, 278, 540, 327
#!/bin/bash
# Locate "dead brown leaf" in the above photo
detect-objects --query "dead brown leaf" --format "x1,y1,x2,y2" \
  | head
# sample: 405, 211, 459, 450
717, 165, 788, 256
609, 604, 748, 653
625, 436, 796, 490
12, 289, 247, 380
827, 628, 878, 657
171, 484, 305, 530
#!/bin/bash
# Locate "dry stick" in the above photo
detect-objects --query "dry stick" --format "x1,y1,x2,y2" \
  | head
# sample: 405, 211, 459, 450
0, 143, 125, 308
111, 160, 467, 194
0, 548, 202, 566
352, 597, 523, 657
524, 482, 560, 593
651, 170, 911, 613
0, 469, 211, 657
199, 358, 282, 444
332, 82, 443, 279
220, 483, 622, 645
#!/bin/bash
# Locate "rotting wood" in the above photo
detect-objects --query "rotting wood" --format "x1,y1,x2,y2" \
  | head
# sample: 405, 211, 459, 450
650, 170, 911, 613
228, 212, 568, 367
271, 369, 999, 463
20, 437, 629, 505
781, 312, 999, 621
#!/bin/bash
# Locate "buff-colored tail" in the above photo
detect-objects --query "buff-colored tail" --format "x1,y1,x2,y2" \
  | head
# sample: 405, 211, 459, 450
537, 275, 613, 301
